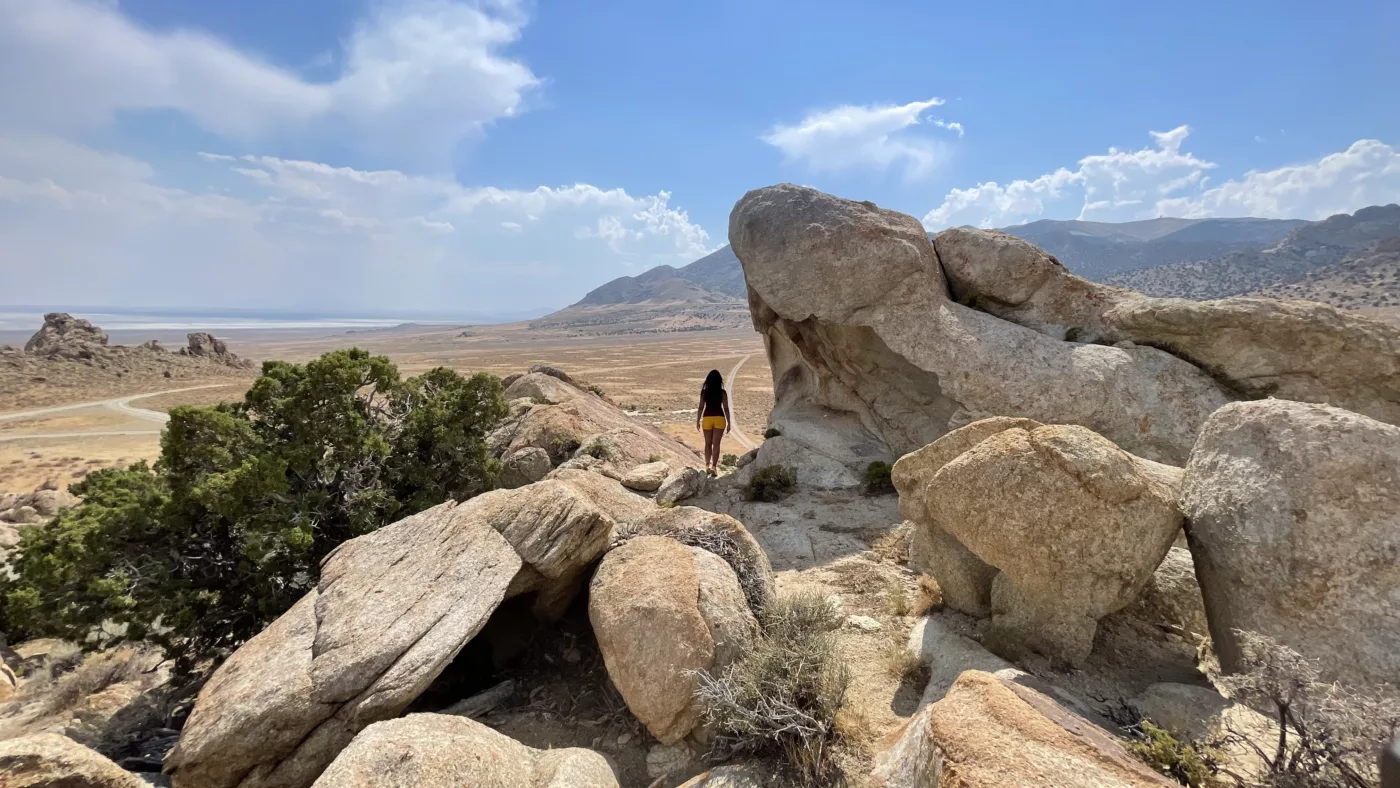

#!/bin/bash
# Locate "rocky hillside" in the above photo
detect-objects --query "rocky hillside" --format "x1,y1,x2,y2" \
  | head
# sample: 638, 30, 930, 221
1106, 204, 1400, 300
1250, 236, 1400, 309
0, 313, 255, 411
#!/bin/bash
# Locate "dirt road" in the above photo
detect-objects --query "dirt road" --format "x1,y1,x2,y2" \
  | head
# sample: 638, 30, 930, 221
726, 354, 758, 451
0, 384, 225, 441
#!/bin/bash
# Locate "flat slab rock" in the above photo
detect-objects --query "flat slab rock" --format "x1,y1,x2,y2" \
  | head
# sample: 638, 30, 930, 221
872, 670, 1175, 788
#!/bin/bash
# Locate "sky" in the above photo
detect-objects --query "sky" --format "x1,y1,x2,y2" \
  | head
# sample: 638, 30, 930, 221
1, 0, 1397, 319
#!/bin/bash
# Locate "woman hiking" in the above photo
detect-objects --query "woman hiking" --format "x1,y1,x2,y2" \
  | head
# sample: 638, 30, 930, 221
696, 369, 733, 476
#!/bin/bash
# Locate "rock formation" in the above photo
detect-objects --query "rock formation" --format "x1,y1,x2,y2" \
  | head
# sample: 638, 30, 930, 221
730, 184, 1400, 468
871, 670, 1175, 787
0, 733, 147, 788
181, 332, 253, 368
23, 313, 110, 359
311, 714, 619, 787
1182, 399, 1400, 688
589, 536, 758, 744
166, 468, 767, 788
894, 418, 1183, 665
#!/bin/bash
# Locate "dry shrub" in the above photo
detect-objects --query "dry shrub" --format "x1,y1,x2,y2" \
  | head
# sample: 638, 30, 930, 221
1213, 631, 1399, 788
883, 577, 910, 617
911, 576, 943, 617
30, 646, 160, 716
869, 523, 911, 565
694, 592, 850, 786
883, 632, 927, 685
1128, 720, 1224, 787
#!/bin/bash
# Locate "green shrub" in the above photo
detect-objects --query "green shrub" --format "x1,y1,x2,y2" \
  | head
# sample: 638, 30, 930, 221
745, 465, 796, 502
2, 350, 508, 674
720, 454, 738, 468
864, 461, 894, 495
695, 592, 849, 785
763, 427, 782, 439
1127, 721, 1222, 787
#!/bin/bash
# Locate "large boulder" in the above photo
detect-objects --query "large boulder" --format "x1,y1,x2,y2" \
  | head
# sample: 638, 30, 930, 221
655, 467, 708, 506
589, 536, 759, 744
311, 714, 618, 787
898, 419, 1183, 665
621, 461, 670, 492
168, 473, 651, 788
498, 372, 701, 469
1181, 399, 1400, 687
935, 227, 1400, 426
732, 184, 1233, 465
0, 733, 146, 788
617, 506, 775, 615
872, 671, 1176, 788
499, 446, 552, 489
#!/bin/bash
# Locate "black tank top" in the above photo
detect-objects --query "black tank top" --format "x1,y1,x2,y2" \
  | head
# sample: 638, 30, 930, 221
702, 386, 724, 416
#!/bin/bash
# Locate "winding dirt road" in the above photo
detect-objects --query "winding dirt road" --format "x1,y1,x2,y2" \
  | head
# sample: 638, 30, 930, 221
0, 384, 226, 441
726, 354, 758, 451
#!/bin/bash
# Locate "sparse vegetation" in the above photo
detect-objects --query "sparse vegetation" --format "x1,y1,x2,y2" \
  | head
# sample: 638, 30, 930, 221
582, 440, 615, 460
864, 461, 894, 495
870, 522, 912, 564
763, 427, 782, 439
721, 453, 738, 468
883, 632, 927, 685
695, 592, 850, 785
2, 350, 509, 674
647, 453, 665, 463
744, 464, 797, 502
1126, 720, 1223, 788
1212, 632, 1400, 788
912, 575, 943, 616
884, 576, 911, 617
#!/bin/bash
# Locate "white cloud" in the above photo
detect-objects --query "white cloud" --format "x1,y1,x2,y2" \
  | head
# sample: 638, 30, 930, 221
763, 97, 961, 179
0, 136, 712, 315
923, 126, 1400, 228
0, 0, 539, 165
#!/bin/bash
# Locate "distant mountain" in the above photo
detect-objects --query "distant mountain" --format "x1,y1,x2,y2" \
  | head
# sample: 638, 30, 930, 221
1003, 217, 1307, 280
571, 246, 744, 308
1106, 205, 1400, 299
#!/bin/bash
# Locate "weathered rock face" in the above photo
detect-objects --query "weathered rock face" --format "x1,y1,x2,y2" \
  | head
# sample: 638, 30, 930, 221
1182, 399, 1400, 688
936, 227, 1400, 427
499, 446, 553, 489
589, 536, 759, 744
618, 505, 775, 615
897, 418, 1183, 665
0, 733, 147, 788
24, 312, 109, 359
732, 184, 1233, 465
871, 671, 1176, 788
168, 473, 651, 788
1118, 547, 1209, 640
497, 372, 701, 470
311, 714, 618, 788
655, 467, 707, 506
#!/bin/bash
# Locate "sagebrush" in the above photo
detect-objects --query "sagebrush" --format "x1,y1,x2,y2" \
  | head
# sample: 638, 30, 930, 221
695, 592, 850, 785
745, 464, 796, 502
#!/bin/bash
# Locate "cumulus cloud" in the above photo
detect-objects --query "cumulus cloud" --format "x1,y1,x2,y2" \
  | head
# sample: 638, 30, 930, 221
0, 0, 539, 165
924, 126, 1400, 228
0, 136, 712, 315
763, 97, 961, 179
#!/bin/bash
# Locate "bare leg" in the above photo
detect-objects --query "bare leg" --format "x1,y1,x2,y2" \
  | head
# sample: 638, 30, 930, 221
703, 428, 719, 470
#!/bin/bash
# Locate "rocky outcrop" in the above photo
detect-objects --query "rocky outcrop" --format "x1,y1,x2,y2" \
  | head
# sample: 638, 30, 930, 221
1182, 399, 1400, 688
495, 372, 701, 471
311, 714, 618, 787
617, 506, 775, 615
589, 536, 759, 744
655, 467, 707, 506
0, 733, 147, 788
935, 226, 1400, 427
895, 418, 1183, 665
499, 446, 553, 488
23, 312, 110, 359
872, 671, 1175, 788
732, 185, 1400, 469
168, 472, 652, 788
182, 332, 254, 369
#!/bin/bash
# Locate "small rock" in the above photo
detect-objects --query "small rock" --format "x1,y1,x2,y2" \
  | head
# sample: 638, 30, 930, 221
655, 467, 707, 506
646, 743, 693, 779
616, 733, 632, 745
846, 615, 883, 632
621, 461, 670, 492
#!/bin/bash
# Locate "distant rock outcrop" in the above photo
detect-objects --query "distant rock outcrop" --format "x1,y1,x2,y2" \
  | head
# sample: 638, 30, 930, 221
182, 332, 253, 368
23, 313, 110, 359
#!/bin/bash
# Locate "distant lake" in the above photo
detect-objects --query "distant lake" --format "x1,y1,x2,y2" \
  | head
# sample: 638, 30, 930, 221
0, 310, 415, 333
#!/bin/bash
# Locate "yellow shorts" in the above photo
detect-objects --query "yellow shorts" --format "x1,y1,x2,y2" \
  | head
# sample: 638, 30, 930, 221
701, 416, 727, 431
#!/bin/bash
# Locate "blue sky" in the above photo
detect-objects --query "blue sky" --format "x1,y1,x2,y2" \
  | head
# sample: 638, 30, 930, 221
1, 0, 1397, 318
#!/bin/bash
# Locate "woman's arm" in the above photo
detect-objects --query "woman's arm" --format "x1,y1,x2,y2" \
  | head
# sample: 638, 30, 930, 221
696, 395, 704, 430
723, 391, 733, 433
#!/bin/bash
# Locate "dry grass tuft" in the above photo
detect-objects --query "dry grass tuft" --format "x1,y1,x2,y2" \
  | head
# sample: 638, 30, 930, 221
870, 523, 911, 564
911, 576, 943, 617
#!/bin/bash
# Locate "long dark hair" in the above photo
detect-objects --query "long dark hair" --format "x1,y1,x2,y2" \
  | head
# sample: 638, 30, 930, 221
702, 369, 724, 408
